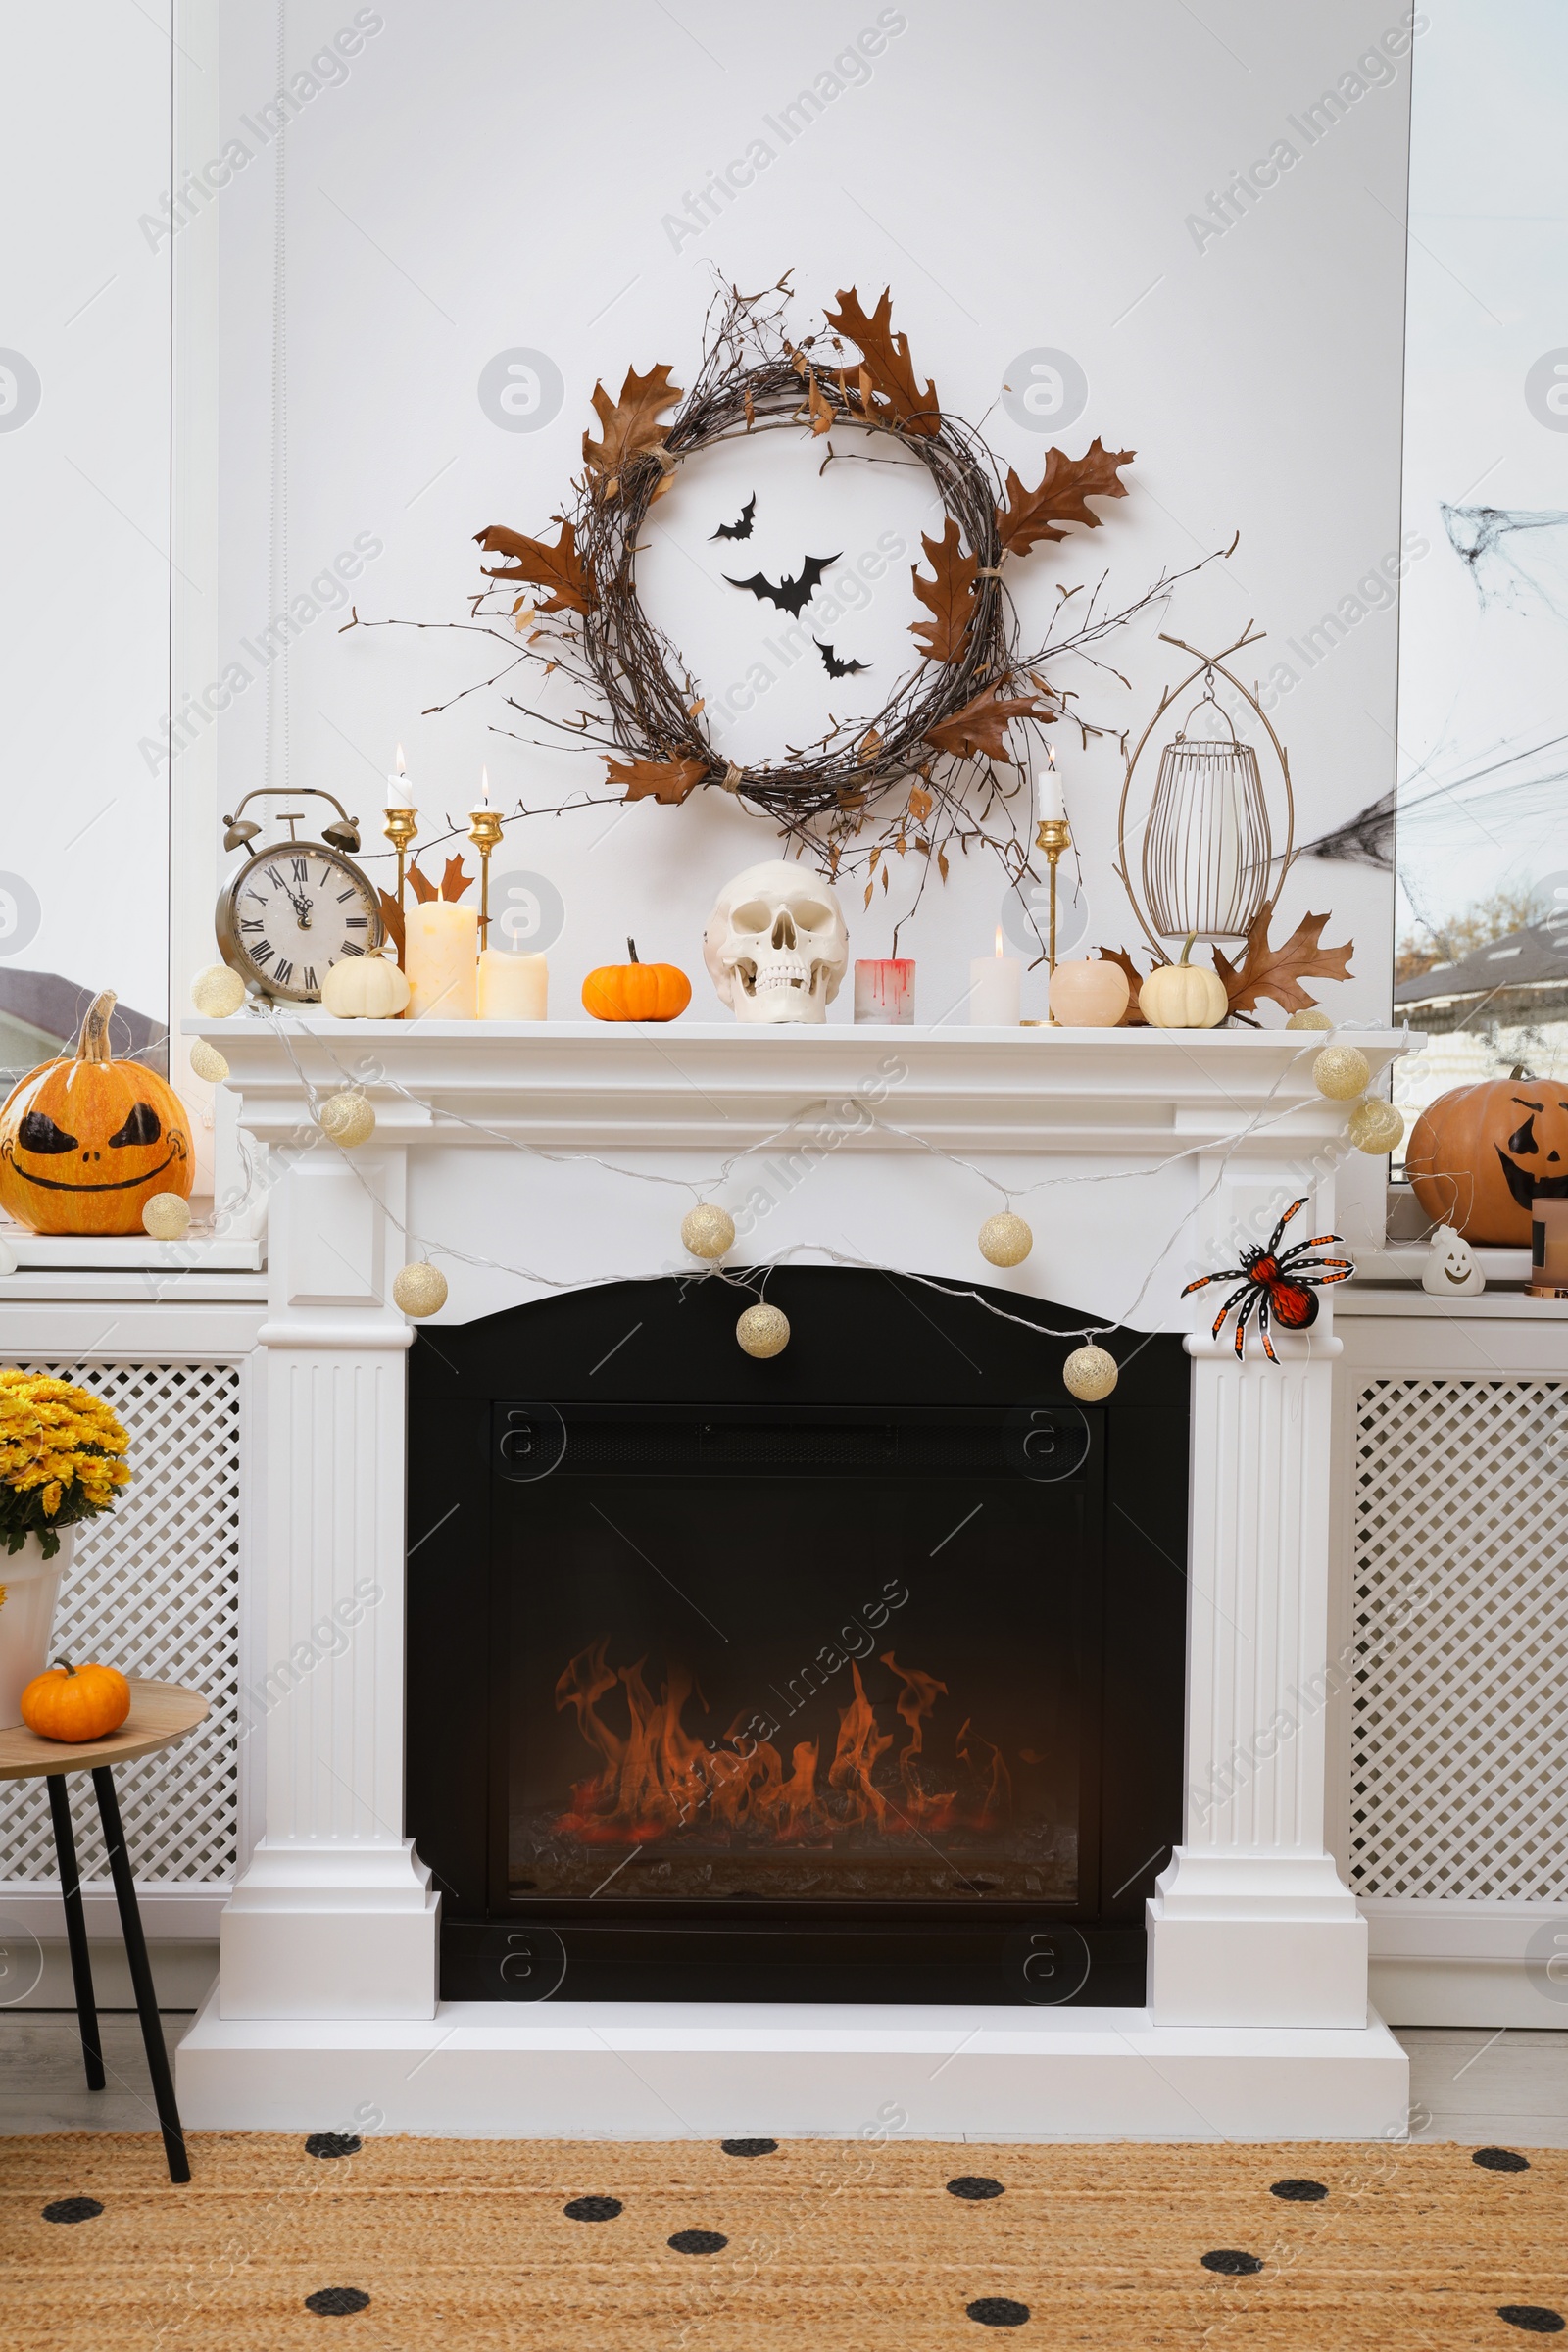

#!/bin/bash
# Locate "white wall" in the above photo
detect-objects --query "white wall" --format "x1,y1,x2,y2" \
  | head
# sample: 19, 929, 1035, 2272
0, 0, 172, 1033
201, 0, 1414, 1030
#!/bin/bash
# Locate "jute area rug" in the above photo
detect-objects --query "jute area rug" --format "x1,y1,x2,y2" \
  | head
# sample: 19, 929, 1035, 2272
1, 2132, 1564, 2349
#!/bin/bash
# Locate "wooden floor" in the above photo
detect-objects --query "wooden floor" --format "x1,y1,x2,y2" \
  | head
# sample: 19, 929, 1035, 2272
0, 2014, 1563, 2144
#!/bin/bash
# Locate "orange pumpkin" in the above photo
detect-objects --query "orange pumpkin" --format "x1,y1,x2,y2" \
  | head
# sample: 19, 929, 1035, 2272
581, 939, 692, 1023
1406, 1070, 1568, 1245
0, 992, 192, 1236
21, 1660, 131, 1743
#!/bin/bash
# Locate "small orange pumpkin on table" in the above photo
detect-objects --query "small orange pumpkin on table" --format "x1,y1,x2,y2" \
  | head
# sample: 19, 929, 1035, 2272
21, 1661, 131, 1743
0, 992, 192, 1237
581, 940, 692, 1023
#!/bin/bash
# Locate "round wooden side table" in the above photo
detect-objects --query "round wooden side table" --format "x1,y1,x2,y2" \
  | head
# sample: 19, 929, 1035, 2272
0, 1679, 208, 2183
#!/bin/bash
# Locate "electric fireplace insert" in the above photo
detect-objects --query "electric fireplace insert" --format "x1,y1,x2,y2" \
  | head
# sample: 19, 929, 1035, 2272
407, 1268, 1189, 2005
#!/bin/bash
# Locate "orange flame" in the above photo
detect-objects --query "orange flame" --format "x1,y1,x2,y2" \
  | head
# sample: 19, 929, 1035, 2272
552, 1639, 1011, 1846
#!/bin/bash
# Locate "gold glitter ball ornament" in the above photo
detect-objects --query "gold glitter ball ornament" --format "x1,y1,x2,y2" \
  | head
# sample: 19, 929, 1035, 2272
190, 963, 246, 1018
393, 1261, 448, 1318
978, 1211, 1033, 1268
318, 1089, 376, 1147
1062, 1344, 1118, 1401
1348, 1096, 1404, 1154
1312, 1045, 1371, 1102
681, 1203, 735, 1260
188, 1040, 229, 1083
141, 1193, 192, 1242
1286, 1008, 1334, 1031
736, 1302, 790, 1358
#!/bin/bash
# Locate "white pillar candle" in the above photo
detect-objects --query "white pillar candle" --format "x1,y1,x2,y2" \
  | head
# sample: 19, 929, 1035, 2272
969, 928, 1021, 1026
1037, 750, 1064, 825
386, 743, 413, 812
405, 900, 478, 1019
854, 957, 915, 1024
478, 950, 548, 1020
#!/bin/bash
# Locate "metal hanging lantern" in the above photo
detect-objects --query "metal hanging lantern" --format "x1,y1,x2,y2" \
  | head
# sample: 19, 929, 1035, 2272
1116, 628, 1296, 955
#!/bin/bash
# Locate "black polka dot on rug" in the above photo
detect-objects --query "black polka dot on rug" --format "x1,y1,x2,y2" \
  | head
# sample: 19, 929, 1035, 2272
966, 2296, 1030, 2328
720, 2137, 778, 2158
1201, 2248, 1264, 2276
305, 2133, 361, 2161
564, 2195, 623, 2223
1270, 2178, 1328, 2202
1475, 2147, 1532, 2173
948, 2176, 1006, 2201
1497, 2310, 1566, 2335
304, 2286, 370, 2316
668, 2229, 728, 2255
42, 2197, 103, 2225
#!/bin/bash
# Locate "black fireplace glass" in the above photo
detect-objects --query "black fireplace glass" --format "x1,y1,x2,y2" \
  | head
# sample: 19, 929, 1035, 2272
502, 1408, 1086, 1906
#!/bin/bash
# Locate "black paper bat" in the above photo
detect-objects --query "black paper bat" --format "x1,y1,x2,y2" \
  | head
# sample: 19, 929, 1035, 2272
710, 495, 757, 542
724, 550, 840, 617
815, 638, 868, 677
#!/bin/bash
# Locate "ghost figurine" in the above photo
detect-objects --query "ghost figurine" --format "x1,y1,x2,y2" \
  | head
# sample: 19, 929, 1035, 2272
1420, 1224, 1485, 1298
703, 859, 849, 1024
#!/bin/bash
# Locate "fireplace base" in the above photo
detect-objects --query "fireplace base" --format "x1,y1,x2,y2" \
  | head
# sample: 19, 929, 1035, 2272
177, 1994, 1409, 2139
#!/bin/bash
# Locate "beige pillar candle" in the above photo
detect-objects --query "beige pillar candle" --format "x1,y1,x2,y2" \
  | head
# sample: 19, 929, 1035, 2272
478, 950, 548, 1020
405, 900, 478, 1019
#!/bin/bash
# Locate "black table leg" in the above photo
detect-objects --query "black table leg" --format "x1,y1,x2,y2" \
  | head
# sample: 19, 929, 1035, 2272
45, 1775, 105, 2092
91, 1765, 189, 2184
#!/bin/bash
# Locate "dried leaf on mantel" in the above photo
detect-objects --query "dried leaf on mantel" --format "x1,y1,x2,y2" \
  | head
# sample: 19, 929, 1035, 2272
440, 855, 472, 904
607, 753, 709, 806
1211, 904, 1354, 1016
909, 518, 977, 663
405, 861, 439, 906
995, 439, 1135, 559
924, 681, 1054, 762
376, 889, 405, 960
1094, 945, 1149, 1025
474, 518, 594, 615
823, 286, 941, 438
581, 362, 683, 493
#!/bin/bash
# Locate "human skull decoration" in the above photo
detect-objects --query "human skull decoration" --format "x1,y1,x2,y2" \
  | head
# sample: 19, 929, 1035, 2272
703, 860, 849, 1024
1420, 1222, 1485, 1297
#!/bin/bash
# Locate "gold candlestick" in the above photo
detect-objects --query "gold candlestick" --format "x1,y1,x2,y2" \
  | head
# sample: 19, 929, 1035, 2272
467, 804, 504, 947
1036, 814, 1071, 1023
382, 806, 418, 967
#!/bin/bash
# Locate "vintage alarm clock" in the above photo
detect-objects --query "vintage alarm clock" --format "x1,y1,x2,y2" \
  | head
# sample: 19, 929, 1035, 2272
215, 788, 383, 1004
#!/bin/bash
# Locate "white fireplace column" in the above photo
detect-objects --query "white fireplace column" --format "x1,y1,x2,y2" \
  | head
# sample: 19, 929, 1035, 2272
1148, 1164, 1368, 2029
218, 1147, 440, 2021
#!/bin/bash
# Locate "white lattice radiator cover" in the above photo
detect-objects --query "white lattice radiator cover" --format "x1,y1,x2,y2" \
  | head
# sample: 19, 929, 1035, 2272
0, 1361, 241, 1886
1349, 1375, 1568, 1901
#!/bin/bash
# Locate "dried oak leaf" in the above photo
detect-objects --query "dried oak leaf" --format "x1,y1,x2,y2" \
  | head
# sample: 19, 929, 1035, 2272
376, 889, 405, 960
924, 682, 1054, 762
995, 439, 1135, 559
475, 519, 593, 615
1094, 945, 1149, 1026
440, 855, 472, 904
581, 363, 683, 493
405, 861, 439, 906
909, 519, 977, 663
823, 286, 940, 438
806, 368, 833, 437
1211, 904, 1354, 1016
607, 753, 709, 806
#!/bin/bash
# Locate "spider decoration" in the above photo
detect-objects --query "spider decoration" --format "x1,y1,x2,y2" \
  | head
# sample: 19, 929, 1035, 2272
1181, 1197, 1353, 1362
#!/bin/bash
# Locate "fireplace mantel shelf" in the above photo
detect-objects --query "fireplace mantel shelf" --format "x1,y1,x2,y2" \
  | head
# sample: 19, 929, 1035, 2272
188, 1016, 1412, 1156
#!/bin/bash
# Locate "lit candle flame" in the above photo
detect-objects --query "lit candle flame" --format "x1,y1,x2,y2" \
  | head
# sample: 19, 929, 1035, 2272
395, 744, 406, 776
995, 925, 1005, 958
479, 765, 491, 808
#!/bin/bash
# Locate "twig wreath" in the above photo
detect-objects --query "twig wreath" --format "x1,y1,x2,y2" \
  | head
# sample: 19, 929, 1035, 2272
361, 273, 1232, 932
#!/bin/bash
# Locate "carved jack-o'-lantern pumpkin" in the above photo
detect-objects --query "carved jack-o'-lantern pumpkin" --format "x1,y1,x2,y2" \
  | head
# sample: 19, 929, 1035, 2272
0, 992, 193, 1237
1406, 1070, 1568, 1247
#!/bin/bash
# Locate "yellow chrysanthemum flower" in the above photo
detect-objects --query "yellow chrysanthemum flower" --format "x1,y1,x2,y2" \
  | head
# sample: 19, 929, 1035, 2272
0, 1368, 132, 1557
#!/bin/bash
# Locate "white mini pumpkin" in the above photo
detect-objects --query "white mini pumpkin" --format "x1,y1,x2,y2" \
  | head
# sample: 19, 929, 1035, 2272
320, 953, 411, 1020
1139, 938, 1228, 1030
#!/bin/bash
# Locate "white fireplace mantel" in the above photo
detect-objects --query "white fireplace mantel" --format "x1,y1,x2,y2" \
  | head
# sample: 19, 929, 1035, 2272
178, 1017, 1412, 2138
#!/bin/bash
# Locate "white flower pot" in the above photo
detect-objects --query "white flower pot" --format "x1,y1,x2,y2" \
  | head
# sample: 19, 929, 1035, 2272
0, 1528, 75, 1730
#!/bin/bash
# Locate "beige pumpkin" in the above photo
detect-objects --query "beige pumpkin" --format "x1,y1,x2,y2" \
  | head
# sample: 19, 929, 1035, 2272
1138, 938, 1229, 1030
321, 953, 411, 1020
1047, 959, 1130, 1027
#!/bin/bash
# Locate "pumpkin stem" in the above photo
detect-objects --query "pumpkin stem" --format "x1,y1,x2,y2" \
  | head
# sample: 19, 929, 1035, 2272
627, 939, 639, 963
1178, 934, 1197, 967
74, 992, 117, 1063
53, 1660, 77, 1677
